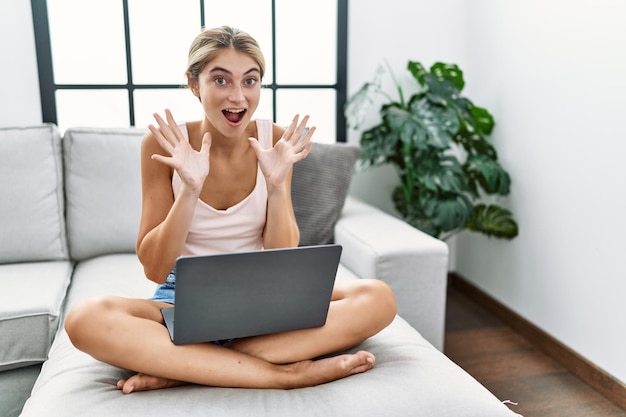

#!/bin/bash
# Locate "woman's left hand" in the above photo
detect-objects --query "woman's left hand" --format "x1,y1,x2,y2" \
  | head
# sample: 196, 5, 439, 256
248, 114, 315, 188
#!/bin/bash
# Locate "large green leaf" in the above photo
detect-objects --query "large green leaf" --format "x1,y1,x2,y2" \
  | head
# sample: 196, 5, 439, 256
470, 105, 495, 135
430, 62, 465, 91
407, 95, 459, 149
384, 105, 426, 143
415, 154, 467, 194
454, 130, 498, 159
382, 104, 429, 150
421, 77, 489, 142
393, 186, 439, 237
464, 154, 511, 195
422, 75, 481, 139
407, 61, 428, 87
423, 74, 460, 105
358, 124, 399, 168
466, 204, 519, 239
423, 194, 474, 234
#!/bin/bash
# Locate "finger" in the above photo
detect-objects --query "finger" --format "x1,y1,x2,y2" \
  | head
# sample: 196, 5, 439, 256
153, 112, 179, 147
150, 153, 176, 168
294, 140, 314, 162
293, 125, 315, 154
148, 123, 175, 155
292, 115, 310, 143
200, 132, 212, 154
247, 137, 262, 156
287, 115, 312, 149
164, 109, 187, 144
281, 114, 299, 142
298, 124, 315, 146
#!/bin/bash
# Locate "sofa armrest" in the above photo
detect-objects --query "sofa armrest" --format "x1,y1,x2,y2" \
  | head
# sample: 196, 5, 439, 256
335, 196, 449, 351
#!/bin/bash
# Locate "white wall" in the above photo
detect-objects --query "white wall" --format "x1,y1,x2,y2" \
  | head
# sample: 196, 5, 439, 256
347, 0, 469, 213
3, 0, 625, 385
457, 0, 626, 384
349, 0, 626, 385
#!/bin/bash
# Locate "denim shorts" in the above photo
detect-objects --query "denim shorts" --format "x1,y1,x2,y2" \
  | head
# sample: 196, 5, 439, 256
150, 269, 176, 304
150, 269, 233, 346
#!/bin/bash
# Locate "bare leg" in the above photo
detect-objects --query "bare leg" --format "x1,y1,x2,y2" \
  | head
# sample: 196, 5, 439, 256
115, 279, 394, 393
226, 279, 397, 363
64, 293, 383, 393
115, 352, 375, 393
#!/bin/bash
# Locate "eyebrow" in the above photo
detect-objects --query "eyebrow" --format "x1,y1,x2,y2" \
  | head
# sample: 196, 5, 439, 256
208, 66, 261, 75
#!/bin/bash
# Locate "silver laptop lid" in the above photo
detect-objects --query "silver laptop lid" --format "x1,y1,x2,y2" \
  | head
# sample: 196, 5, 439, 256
163, 244, 342, 345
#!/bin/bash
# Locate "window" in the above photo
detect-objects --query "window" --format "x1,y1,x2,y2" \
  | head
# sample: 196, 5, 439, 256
31, 0, 348, 142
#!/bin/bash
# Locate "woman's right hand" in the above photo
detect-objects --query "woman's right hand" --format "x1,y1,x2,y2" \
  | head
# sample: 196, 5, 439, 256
148, 109, 211, 194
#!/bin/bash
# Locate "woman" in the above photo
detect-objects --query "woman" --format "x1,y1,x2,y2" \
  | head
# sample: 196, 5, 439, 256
64, 26, 396, 393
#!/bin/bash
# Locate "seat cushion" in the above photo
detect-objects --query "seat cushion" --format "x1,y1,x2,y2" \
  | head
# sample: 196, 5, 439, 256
21, 255, 519, 417
0, 125, 67, 263
0, 364, 42, 417
292, 142, 359, 246
61, 254, 156, 313
23, 318, 519, 417
0, 261, 72, 372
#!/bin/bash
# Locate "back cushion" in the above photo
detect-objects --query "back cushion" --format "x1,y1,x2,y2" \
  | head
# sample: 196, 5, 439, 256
291, 142, 359, 246
0, 125, 68, 263
64, 127, 144, 261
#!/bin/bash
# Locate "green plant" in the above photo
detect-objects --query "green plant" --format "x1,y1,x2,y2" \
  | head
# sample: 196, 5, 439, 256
345, 61, 518, 240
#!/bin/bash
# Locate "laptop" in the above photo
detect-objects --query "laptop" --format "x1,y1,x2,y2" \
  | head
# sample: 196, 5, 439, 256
161, 244, 342, 345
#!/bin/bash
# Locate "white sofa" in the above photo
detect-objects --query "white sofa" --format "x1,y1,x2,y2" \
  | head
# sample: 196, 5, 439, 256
0, 124, 519, 417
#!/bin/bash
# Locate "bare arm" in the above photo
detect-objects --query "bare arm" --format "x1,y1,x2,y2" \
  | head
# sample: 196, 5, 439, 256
248, 115, 315, 249
263, 168, 299, 248
136, 110, 211, 283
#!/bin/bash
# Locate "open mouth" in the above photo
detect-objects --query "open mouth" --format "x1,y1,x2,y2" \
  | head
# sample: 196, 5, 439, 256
222, 108, 247, 124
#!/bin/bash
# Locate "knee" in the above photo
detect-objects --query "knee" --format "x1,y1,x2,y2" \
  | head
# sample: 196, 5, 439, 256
358, 279, 397, 327
64, 296, 117, 349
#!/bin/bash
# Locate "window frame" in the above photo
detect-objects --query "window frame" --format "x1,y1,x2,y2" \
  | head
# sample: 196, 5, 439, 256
31, 0, 348, 141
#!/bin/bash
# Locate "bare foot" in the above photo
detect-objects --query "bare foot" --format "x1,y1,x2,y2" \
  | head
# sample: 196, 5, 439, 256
116, 373, 187, 394
283, 350, 375, 389
116, 351, 375, 392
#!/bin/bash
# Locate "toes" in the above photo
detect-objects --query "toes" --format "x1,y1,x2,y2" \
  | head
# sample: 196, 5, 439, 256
124, 374, 156, 393
117, 374, 142, 394
121, 378, 137, 394
116, 378, 134, 393
116, 373, 186, 393
344, 351, 375, 375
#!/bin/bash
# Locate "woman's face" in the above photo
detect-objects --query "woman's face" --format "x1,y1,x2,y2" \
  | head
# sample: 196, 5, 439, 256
194, 48, 262, 137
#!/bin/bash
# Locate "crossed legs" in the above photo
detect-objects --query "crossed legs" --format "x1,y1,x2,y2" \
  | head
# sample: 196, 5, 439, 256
64, 279, 396, 393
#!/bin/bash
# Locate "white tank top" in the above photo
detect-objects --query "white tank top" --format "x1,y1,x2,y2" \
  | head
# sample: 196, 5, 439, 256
172, 120, 272, 256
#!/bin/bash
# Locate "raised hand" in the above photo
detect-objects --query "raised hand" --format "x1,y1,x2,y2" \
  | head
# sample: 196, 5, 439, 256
248, 114, 315, 188
149, 109, 211, 194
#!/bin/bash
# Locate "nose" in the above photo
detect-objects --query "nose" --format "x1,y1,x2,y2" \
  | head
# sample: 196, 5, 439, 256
228, 84, 245, 103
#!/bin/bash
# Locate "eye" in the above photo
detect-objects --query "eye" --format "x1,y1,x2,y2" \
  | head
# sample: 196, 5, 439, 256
214, 76, 227, 86
244, 77, 258, 87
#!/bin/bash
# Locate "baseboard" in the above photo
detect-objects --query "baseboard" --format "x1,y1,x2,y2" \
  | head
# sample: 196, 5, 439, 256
448, 273, 626, 411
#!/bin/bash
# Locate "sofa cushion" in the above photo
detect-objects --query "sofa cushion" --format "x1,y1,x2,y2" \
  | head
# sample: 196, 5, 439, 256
0, 125, 68, 263
292, 142, 359, 246
64, 127, 144, 261
62, 254, 157, 313
0, 261, 72, 372
0, 364, 42, 417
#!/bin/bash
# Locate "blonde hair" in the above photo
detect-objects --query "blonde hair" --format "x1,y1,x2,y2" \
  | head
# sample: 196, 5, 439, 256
187, 26, 265, 84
